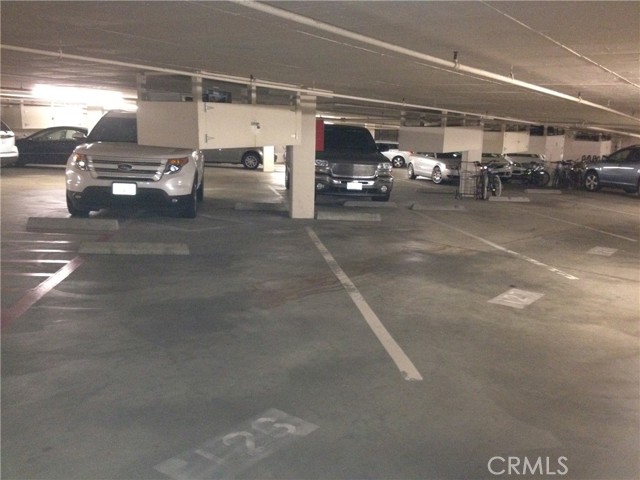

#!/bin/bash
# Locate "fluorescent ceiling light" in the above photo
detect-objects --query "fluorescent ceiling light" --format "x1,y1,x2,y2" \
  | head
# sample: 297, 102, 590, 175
32, 84, 125, 109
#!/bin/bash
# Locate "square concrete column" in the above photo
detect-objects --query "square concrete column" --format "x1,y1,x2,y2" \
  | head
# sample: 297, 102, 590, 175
287, 94, 316, 219
262, 146, 275, 172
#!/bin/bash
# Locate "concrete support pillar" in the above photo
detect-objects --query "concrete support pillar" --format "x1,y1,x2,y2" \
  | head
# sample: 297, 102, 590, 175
262, 146, 275, 172
288, 94, 316, 219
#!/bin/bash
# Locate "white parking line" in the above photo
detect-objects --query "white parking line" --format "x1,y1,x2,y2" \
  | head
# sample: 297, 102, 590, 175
413, 212, 579, 280
306, 227, 423, 381
525, 211, 637, 243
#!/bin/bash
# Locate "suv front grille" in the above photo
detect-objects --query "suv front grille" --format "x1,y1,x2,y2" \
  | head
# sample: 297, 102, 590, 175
330, 163, 377, 179
88, 158, 165, 182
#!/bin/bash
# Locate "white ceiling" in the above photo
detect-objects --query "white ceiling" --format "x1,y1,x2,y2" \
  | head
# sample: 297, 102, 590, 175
1, 1, 639, 137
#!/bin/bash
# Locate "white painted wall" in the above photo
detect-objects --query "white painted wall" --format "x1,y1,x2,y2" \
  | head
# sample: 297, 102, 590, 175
564, 138, 612, 160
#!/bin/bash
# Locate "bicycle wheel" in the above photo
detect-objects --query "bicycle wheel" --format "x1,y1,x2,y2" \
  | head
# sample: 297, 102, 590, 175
539, 171, 551, 187
491, 174, 502, 197
482, 172, 490, 200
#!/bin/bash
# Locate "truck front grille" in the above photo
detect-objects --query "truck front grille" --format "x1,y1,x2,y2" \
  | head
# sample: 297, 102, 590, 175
330, 163, 377, 179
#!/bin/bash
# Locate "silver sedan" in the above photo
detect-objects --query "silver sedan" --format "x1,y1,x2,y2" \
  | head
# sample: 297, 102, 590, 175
407, 152, 461, 184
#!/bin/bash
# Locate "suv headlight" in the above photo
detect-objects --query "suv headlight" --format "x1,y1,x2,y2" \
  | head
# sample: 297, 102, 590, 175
70, 153, 89, 171
164, 157, 189, 174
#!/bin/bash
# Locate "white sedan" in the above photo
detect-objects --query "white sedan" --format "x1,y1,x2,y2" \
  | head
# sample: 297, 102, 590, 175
407, 152, 461, 184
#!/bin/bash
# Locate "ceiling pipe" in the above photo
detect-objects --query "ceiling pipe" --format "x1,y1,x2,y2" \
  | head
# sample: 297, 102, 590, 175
235, 0, 639, 124
1, 43, 638, 139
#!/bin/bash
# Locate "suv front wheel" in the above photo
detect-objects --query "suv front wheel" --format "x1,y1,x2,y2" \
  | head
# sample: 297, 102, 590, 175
179, 176, 199, 218
66, 192, 90, 217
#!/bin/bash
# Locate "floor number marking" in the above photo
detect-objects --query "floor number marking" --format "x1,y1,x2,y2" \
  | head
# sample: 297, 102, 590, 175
154, 408, 317, 479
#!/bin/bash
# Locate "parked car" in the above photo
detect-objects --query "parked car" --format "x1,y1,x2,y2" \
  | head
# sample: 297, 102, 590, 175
15, 126, 88, 166
583, 145, 640, 194
203, 147, 268, 169
66, 110, 204, 218
482, 153, 513, 180
505, 153, 546, 166
376, 141, 412, 168
407, 151, 461, 184
285, 124, 393, 201
0, 120, 19, 167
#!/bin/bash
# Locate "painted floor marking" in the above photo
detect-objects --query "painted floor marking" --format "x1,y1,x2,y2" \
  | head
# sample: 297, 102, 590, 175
154, 408, 318, 480
79, 242, 190, 255
413, 212, 579, 280
306, 227, 423, 381
526, 211, 637, 243
588, 246, 618, 256
489, 288, 544, 309
1, 256, 85, 329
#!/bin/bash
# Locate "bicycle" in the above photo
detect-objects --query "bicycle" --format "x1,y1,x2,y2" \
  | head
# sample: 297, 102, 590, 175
521, 161, 551, 187
474, 162, 502, 200
552, 160, 581, 189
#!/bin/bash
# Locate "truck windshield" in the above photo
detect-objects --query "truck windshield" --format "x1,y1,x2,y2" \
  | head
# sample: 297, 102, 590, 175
323, 126, 376, 153
88, 116, 137, 143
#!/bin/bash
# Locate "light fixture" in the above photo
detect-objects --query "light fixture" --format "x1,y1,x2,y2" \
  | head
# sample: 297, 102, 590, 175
32, 84, 126, 109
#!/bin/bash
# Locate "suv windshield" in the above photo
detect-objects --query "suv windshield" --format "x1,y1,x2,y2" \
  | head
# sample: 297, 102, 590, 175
323, 126, 376, 153
88, 115, 137, 143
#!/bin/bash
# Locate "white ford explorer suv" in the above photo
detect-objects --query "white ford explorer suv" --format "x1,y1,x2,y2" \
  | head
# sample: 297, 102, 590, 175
66, 110, 204, 218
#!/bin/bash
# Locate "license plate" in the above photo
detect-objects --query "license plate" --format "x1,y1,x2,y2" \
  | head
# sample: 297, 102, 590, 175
347, 181, 363, 191
112, 182, 137, 196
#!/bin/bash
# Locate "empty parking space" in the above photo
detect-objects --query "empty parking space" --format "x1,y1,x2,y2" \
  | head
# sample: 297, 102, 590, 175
1, 166, 638, 479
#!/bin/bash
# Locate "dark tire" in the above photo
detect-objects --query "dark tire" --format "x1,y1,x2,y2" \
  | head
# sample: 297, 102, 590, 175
584, 171, 600, 192
241, 151, 261, 169
431, 166, 442, 184
180, 178, 198, 218
408, 164, 416, 179
196, 175, 204, 202
66, 192, 90, 217
391, 156, 405, 168
481, 173, 490, 200
539, 171, 551, 187
491, 175, 502, 197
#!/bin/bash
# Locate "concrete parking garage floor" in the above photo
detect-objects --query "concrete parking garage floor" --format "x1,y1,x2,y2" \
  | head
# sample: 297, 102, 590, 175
1, 164, 639, 480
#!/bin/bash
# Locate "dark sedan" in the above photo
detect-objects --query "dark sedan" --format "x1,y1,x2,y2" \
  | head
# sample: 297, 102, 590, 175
15, 126, 88, 166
